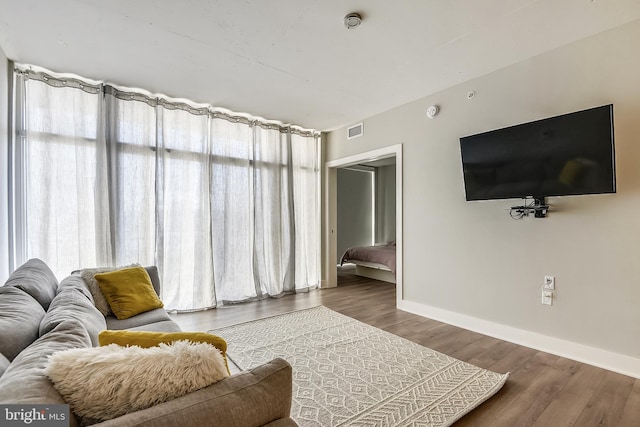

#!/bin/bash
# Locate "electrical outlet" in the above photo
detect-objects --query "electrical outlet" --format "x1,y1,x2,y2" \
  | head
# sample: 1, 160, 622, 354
544, 275, 555, 290
541, 290, 553, 306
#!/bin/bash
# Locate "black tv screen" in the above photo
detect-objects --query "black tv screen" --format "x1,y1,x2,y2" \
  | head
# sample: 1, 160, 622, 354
459, 104, 615, 201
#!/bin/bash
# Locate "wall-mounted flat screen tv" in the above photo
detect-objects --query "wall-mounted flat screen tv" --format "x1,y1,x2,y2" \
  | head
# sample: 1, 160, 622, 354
459, 104, 615, 201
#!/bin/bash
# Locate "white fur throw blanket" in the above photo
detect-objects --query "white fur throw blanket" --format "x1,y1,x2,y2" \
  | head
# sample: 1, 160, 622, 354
45, 340, 229, 425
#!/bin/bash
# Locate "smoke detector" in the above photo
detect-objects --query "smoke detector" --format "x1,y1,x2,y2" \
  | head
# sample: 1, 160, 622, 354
344, 13, 362, 29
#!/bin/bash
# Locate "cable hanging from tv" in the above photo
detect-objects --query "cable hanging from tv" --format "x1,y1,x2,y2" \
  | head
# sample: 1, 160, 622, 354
509, 197, 550, 219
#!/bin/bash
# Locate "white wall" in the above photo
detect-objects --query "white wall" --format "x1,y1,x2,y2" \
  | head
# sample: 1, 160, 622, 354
325, 19, 640, 376
0, 45, 9, 283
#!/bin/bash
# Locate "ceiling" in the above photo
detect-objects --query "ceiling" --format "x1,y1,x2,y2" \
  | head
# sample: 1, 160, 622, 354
1, 1, 640, 131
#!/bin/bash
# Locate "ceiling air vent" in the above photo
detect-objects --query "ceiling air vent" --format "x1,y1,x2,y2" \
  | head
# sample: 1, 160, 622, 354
347, 123, 363, 140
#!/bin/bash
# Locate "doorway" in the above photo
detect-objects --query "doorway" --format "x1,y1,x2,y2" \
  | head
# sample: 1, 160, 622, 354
325, 144, 403, 305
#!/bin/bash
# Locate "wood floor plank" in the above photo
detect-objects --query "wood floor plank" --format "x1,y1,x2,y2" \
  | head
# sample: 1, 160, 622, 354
455, 351, 568, 427
532, 363, 606, 427
422, 326, 487, 356
470, 340, 536, 373
617, 379, 640, 427
498, 360, 572, 426
574, 371, 635, 426
172, 270, 639, 426
446, 335, 504, 365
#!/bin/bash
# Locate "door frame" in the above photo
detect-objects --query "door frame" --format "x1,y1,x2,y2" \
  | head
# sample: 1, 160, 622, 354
324, 144, 403, 306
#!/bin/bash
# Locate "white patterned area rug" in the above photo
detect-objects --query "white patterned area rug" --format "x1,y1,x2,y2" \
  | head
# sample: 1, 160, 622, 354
210, 306, 508, 427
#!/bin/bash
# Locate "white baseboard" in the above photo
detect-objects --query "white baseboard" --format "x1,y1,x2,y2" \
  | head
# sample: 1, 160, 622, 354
397, 299, 640, 379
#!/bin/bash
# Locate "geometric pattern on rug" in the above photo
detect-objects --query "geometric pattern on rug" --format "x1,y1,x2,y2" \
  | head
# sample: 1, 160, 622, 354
210, 306, 508, 427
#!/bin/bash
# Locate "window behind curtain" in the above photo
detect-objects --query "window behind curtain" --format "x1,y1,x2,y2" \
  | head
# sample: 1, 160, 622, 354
21, 76, 106, 274
12, 66, 320, 310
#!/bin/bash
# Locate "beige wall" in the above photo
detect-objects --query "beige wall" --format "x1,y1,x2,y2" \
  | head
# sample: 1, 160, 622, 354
337, 168, 374, 262
0, 46, 9, 283
325, 19, 640, 374
375, 164, 396, 244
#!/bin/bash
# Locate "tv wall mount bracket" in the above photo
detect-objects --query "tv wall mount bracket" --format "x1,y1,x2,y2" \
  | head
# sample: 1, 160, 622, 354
510, 197, 549, 219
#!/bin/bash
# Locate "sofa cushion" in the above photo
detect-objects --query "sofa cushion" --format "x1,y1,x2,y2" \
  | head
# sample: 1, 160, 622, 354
0, 353, 9, 378
4, 258, 58, 310
98, 330, 227, 352
95, 266, 164, 320
76, 265, 161, 317
98, 330, 229, 373
0, 287, 46, 361
144, 266, 162, 296
77, 267, 122, 316
46, 341, 229, 425
0, 319, 91, 399
91, 358, 294, 427
40, 276, 107, 346
58, 273, 95, 301
0, 319, 91, 427
105, 307, 175, 330
125, 320, 182, 333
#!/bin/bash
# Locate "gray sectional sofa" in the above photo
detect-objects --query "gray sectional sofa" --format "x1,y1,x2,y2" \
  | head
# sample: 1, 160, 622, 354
0, 259, 297, 427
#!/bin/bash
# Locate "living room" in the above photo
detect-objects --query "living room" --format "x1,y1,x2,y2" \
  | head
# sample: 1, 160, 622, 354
325, 8, 640, 377
2, 2, 640, 426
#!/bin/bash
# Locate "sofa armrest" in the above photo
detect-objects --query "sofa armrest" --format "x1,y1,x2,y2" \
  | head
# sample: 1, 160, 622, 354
93, 358, 295, 427
262, 418, 299, 427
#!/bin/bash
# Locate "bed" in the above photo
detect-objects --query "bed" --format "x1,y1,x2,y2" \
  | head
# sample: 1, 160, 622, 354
340, 241, 396, 284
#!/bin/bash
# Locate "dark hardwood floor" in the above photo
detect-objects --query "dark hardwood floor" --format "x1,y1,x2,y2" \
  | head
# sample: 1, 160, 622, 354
173, 269, 640, 426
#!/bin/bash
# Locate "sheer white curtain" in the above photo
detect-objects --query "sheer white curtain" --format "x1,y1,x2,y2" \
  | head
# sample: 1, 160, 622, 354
158, 105, 216, 310
106, 90, 157, 267
105, 92, 216, 311
11, 66, 320, 310
252, 126, 294, 299
209, 117, 254, 302
291, 133, 321, 289
15, 73, 109, 274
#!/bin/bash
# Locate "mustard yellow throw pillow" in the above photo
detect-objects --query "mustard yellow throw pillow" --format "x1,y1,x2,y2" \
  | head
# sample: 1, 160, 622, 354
95, 266, 163, 320
98, 330, 230, 374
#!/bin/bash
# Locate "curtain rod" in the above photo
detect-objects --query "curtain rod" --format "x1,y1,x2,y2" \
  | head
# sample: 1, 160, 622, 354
14, 63, 320, 137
